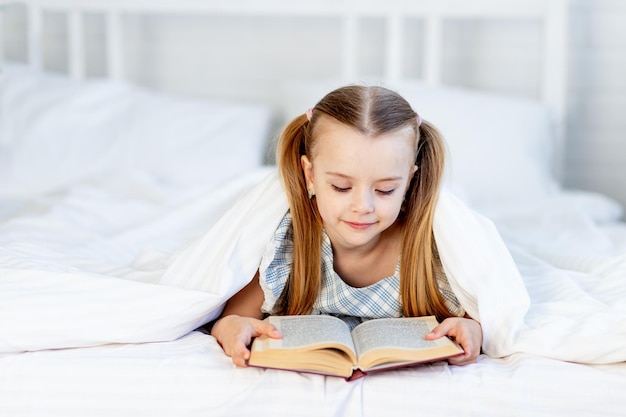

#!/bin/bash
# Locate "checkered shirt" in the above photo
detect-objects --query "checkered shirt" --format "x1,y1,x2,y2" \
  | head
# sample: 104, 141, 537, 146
259, 212, 464, 330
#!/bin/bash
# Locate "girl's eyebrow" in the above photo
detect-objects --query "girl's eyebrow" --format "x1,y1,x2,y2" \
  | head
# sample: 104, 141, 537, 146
325, 172, 402, 182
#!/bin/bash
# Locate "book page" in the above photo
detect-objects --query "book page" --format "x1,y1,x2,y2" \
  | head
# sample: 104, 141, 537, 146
266, 315, 355, 351
352, 317, 443, 357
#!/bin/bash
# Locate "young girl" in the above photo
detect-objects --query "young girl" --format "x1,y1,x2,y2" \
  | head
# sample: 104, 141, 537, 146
211, 85, 482, 367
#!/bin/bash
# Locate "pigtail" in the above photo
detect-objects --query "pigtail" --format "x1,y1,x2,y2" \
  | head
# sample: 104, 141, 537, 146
274, 114, 323, 315
400, 120, 453, 321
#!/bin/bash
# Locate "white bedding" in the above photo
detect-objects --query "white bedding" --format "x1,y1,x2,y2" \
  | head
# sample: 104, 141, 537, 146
1, 331, 625, 417
1, 65, 626, 417
158, 171, 626, 364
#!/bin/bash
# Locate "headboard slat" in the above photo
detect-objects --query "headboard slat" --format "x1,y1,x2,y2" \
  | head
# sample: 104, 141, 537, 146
384, 13, 403, 83
0, 12, 4, 63
543, 0, 569, 182
105, 10, 123, 80
340, 14, 358, 80
423, 15, 442, 87
67, 9, 84, 79
26, 3, 42, 71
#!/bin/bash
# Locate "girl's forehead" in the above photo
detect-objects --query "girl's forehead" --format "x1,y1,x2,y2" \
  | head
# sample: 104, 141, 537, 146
311, 117, 417, 157
310, 118, 417, 176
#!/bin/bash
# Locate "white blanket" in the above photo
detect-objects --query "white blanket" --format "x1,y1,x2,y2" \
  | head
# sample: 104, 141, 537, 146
1, 169, 624, 363
161, 171, 626, 364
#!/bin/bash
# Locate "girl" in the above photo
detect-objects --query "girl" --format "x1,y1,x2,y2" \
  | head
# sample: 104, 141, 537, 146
211, 85, 482, 367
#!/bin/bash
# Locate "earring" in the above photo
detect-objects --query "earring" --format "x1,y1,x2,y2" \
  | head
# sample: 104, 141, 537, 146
308, 188, 315, 199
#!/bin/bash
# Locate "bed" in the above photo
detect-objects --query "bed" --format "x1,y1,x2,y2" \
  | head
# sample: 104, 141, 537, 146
1, 1, 625, 416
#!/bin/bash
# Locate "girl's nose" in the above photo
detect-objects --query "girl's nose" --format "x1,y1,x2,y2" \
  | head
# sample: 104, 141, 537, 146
350, 190, 374, 213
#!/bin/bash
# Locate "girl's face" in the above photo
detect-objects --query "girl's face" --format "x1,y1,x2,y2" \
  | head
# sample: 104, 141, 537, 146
301, 116, 418, 253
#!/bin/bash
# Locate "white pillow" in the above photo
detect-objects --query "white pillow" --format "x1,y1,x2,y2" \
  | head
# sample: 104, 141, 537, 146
278, 80, 558, 210
397, 82, 558, 208
0, 64, 273, 196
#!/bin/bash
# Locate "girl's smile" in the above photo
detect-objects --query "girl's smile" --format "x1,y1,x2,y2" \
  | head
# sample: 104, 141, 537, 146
344, 220, 377, 230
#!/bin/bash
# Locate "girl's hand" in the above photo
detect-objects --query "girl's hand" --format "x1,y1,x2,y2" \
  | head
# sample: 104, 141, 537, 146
211, 314, 282, 367
425, 317, 482, 365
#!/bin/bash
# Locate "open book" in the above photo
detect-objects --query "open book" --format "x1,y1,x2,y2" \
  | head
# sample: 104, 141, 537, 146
247, 315, 464, 380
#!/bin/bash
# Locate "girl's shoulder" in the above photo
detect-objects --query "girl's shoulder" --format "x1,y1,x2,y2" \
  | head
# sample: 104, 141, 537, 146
271, 211, 294, 255
275, 211, 293, 237
259, 210, 294, 314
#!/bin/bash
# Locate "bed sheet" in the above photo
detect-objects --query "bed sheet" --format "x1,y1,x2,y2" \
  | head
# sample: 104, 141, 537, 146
1, 331, 625, 417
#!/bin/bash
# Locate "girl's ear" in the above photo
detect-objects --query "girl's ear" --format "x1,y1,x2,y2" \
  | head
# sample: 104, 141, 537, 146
301, 155, 314, 190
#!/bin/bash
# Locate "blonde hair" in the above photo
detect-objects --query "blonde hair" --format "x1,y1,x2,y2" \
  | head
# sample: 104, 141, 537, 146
275, 85, 453, 321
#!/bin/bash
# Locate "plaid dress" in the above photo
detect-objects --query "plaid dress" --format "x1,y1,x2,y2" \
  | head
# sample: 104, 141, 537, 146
259, 212, 464, 330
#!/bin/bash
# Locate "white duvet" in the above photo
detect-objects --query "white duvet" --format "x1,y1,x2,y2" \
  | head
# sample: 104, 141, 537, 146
161, 171, 626, 364
3, 168, 624, 364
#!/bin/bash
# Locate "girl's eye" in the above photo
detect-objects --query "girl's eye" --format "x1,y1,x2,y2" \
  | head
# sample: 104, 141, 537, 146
332, 185, 350, 193
376, 189, 396, 196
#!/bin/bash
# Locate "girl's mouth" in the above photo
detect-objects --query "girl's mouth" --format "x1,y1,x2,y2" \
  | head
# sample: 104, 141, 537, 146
344, 221, 375, 230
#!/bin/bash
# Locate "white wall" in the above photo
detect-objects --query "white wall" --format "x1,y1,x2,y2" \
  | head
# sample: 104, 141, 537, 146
565, 0, 626, 213
2, 2, 625, 214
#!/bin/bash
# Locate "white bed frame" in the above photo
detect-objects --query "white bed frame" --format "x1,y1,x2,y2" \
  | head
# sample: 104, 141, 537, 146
0, 0, 569, 174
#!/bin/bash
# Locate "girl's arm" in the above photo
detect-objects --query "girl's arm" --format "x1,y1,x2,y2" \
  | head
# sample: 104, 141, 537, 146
210, 271, 282, 367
